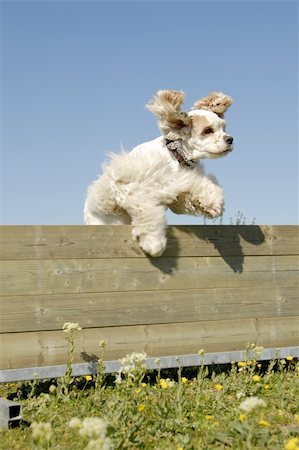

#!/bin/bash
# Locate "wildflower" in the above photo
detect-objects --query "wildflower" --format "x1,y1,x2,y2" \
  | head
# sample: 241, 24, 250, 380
239, 414, 246, 422
63, 322, 82, 333
239, 397, 266, 413
79, 417, 108, 440
286, 356, 294, 361
118, 352, 147, 381
238, 361, 247, 368
137, 404, 145, 412
264, 384, 270, 390
159, 378, 175, 389
259, 418, 270, 427
214, 384, 223, 391
181, 377, 188, 384
159, 378, 169, 389
205, 415, 214, 420
252, 375, 261, 382
31, 422, 53, 443
284, 437, 299, 450
141, 382, 147, 387
85, 375, 92, 381
49, 384, 56, 394
69, 417, 82, 429
257, 363, 262, 368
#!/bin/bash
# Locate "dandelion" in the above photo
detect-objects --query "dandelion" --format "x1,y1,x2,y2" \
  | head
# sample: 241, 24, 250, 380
259, 418, 270, 427
159, 378, 169, 389
238, 361, 247, 368
85, 375, 92, 381
214, 384, 223, 391
264, 384, 270, 390
239, 397, 266, 413
181, 377, 188, 384
252, 375, 261, 382
205, 415, 214, 420
239, 414, 246, 422
284, 437, 299, 450
137, 404, 145, 412
286, 356, 294, 361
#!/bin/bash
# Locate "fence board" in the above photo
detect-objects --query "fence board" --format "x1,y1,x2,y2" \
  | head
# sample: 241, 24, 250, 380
0, 225, 298, 260
1, 286, 298, 333
1, 317, 298, 370
0, 225, 298, 380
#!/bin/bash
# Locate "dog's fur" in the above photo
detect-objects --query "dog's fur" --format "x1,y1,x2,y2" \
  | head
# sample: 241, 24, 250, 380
84, 90, 233, 256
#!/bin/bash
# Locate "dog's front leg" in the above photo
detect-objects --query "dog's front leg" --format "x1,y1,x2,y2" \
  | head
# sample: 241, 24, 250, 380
125, 202, 168, 257
170, 175, 224, 219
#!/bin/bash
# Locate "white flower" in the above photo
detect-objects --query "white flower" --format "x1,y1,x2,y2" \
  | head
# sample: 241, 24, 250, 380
30, 422, 53, 443
239, 396, 266, 413
85, 437, 112, 450
68, 417, 82, 428
63, 322, 82, 333
118, 352, 147, 380
79, 417, 108, 440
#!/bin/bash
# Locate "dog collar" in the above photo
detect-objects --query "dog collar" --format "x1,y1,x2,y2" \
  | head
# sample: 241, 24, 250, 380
165, 139, 196, 167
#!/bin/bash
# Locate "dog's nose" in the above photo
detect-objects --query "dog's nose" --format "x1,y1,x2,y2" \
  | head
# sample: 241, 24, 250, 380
225, 136, 233, 145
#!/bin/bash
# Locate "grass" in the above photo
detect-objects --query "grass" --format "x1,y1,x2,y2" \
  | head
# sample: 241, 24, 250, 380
0, 329, 298, 450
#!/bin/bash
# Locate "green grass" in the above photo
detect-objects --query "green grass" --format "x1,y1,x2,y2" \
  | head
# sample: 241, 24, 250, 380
0, 339, 298, 449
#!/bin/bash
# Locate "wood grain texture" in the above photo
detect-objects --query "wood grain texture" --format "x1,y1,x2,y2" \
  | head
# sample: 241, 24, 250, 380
1, 286, 298, 333
0, 225, 298, 260
1, 255, 298, 297
1, 317, 298, 370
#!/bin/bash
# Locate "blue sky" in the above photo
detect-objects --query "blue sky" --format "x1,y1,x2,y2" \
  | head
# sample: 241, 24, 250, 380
1, 0, 298, 225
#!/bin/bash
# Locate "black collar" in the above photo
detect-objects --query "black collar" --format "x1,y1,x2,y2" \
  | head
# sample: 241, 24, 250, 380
165, 139, 195, 167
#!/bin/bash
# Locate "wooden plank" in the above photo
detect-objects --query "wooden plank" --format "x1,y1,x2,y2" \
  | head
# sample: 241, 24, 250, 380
1, 285, 298, 333
1, 317, 298, 370
1, 255, 298, 297
0, 225, 298, 260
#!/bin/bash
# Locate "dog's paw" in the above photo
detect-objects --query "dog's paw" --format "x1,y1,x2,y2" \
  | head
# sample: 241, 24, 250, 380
138, 235, 167, 257
200, 203, 223, 218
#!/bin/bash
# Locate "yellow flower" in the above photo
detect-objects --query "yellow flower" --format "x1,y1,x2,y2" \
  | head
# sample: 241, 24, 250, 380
238, 361, 247, 367
258, 419, 270, 427
85, 375, 92, 381
181, 377, 188, 384
257, 363, 262, 368
214, 384, 223, 391
205, 415, 214, 420
284, 437, 299, 450
159, 378, 168, 389
137, 404, 145, 412
135, 388, 142, 394
252, 375, 261, 382
286, 356, 294, 361
239, 414, 247, 423
141, 382, 147, 387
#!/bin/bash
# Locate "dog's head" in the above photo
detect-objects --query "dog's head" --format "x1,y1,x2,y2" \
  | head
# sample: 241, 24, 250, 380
146, 90, 233, 161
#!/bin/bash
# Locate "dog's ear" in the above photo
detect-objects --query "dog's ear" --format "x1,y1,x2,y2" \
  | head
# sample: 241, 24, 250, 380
146, 90, 191, 140
192, 92, 233, 118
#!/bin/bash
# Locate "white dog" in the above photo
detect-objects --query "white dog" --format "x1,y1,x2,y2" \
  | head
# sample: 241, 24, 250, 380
84, 90, 233, 256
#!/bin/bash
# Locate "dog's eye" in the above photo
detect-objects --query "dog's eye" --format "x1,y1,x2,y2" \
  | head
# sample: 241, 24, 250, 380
203, 127, 213, 135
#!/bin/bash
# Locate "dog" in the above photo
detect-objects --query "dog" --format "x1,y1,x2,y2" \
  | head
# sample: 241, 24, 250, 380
84, 90, 233, 256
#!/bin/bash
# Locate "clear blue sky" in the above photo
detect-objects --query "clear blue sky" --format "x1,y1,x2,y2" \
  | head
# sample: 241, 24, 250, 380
1, 0, 298, 225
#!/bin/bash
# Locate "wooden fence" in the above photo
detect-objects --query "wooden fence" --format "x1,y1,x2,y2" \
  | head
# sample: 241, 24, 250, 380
0, 225, 298, 382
